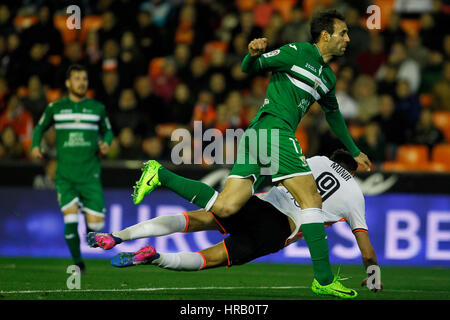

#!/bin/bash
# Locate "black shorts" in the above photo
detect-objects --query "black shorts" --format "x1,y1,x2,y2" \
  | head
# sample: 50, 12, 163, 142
212, 196, 291, 266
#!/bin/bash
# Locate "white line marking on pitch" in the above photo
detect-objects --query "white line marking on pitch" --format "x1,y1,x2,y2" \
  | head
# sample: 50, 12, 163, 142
0, 286, 448, 295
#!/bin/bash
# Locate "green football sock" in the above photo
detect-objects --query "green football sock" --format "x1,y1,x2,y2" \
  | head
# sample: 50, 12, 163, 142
301, 222, 334, 286
159, 167, 217, 210
64, 222, 83, 265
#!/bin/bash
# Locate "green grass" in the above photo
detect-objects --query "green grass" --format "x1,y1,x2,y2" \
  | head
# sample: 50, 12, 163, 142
0, 257, 449, 300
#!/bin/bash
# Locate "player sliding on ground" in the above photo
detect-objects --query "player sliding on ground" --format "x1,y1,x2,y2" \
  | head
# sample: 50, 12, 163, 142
88, 150, 383, 299
131, 10, 371, 295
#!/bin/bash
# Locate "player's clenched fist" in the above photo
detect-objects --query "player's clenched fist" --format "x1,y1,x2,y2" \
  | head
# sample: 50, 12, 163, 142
248, 38, 268, 56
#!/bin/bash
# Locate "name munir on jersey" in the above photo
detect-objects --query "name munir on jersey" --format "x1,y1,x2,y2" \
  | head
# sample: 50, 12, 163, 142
257, 156, 368, 246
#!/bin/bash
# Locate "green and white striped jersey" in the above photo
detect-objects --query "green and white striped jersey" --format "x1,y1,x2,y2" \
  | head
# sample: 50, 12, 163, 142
242, 42, 338, 131
32, 97, 114, 180
241, 42, 360, 157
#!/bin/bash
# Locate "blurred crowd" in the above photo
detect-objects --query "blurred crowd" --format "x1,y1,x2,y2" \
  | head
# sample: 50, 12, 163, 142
1, 0, 450, 172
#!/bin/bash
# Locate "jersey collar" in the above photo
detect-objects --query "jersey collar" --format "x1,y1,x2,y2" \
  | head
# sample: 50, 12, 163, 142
313, 43, 326, 65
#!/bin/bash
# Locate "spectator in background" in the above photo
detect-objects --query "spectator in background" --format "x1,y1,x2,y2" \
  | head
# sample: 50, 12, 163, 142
231, 10, 263, 44
380, 12, 406, 53
344, 7, 369, 63
116, 127, 144, 160
21, 75, 48, 124
405, 34, 429, 69
419, 13, 441, 51
262, 11, 284, 50
409, 108, 445, 148
140, 0, 173, 28
134, 75, 166, 126
55, 42, 88, 89
376, 63, 398, 97
352, 74, 380, 123
335, 78, 358, 121
118, 30, 146, 87
442, 34, 450, 61
151, 58, 180, 103
376, 42, 421, 94
169, 82, 194, 127
111, 88, 144, 136
186, 56, 209, 97
173, 43, 192, 82
371, 94, 408, 154
0, 125, 25, 159
228, 61, 250, 91
192, 90, 215, 129
4, 33, 26, 89
356, 33, 387, 77
208, 72, 227, 104
0, 93, 33, 154
281, 6, 310, 44
101, 39, 121, 73
97, 11, 121, 47
356, 121, 387, 165
244, 77, 267, 112
0, 5, 14, 36
224, 90, 245, 129
420, 51, 444, 94
21, 5, 63, 55
96, 71, 121, 111
133, 9, 164, 60
213, 103, 231, 133
394, 79, 422, 131
0, 76, 9, 111
142, 134, 165, 160
432, 60, 450, 110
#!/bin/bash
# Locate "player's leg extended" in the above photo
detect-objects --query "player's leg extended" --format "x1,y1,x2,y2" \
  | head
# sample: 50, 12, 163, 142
132, 161, 218, 210
282, 174, 334, 286
111, 242, 228, 270
88, 209, 222, 249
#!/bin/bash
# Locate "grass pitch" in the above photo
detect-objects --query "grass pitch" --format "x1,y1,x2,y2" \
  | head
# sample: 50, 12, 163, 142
1, 257, 449, 301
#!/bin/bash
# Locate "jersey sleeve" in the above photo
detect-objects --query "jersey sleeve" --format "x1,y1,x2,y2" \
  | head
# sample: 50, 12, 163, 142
32, 103, 54, 148
345, 193, 368, 233
99, 104, 114, 145
241, 43, 298, 74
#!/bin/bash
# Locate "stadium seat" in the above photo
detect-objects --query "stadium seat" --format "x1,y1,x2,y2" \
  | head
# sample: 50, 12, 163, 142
400, 19, 421, 36
303, 0, 332, 19
395, 144, 429, 165
432, 111, 450, 143
46, 89, 62, 103
381, 161, 410, 172
425, 161, 450, 172
13, 15, 38, 30
431, 144, 450, 167
148, 57, 165, 78
236, 0, 255, 11
271, 0, 297, 22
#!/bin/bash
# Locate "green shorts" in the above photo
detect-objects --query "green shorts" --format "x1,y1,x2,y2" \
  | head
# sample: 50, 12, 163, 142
229, 113, 311, 190
55, 173, 106, 217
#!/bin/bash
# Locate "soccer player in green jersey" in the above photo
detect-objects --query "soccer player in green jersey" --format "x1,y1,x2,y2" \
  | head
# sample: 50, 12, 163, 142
31, 64, 114, 273
132, 10, 371, 296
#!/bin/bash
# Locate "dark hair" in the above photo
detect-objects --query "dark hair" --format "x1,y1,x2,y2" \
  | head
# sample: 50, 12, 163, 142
330, 149, 357, 173
66, 64, 88, 80
310, 9, 346, 43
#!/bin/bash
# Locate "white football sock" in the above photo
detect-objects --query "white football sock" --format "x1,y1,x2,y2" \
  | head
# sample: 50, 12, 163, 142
151, 252, 205, 271
112, 214, 187, 241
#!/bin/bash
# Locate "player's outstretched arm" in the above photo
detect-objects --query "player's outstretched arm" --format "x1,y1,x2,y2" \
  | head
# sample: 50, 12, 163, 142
354, 231, 384, 292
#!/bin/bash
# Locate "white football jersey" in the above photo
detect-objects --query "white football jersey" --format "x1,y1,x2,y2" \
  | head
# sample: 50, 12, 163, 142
256, 156, 368, 245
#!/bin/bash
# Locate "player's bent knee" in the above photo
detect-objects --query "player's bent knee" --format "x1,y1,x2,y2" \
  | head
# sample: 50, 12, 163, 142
87, 221, 105, 232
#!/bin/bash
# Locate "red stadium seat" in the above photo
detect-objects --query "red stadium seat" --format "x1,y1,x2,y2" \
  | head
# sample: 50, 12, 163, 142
432, 111, 450, 143
53, 14, 78, 43
395, 145, 429, 165
431, 144, 450, 168
46, 89, 62, 103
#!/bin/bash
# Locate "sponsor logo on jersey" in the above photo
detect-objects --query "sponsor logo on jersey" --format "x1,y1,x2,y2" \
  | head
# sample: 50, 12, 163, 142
289, 44, 297, 50
305, 63, 317, 73
263, 49, 280, 58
